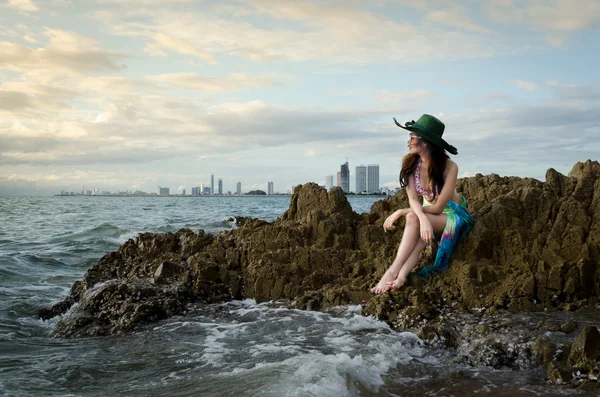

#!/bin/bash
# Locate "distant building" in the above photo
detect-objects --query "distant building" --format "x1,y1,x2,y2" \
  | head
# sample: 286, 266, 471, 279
337, 172, 341, 188
340, 161, 349, 193
182, 189, 186, 196
159, 186, 170, 195
267, 181, 274, 195
218, 178, 223, 195
325, 175, 333, 191
367, 164, 379, 193
200, 183, 204, 194
355, 165, 367, 193
236, 181, 242, 195
203, 186, 211, 195
191, 187, 200, 195
210, 174, 214, 194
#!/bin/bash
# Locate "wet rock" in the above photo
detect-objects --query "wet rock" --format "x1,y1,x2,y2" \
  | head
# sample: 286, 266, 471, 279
417, 318, 458, 347
52, 279, 192, 338
560, 321, 579, 334
39, 158, 600, 388
547, 361, 573, 384
568, 326, 600, 368
153, 261, 190, 285
37, 296, 76, 320
531, 336, 557, 366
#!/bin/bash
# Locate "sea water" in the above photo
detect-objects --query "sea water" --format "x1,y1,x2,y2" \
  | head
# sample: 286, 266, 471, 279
0, 196, 575, 396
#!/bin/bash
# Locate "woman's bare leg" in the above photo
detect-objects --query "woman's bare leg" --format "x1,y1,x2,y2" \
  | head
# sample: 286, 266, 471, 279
371, 212, 421, 294
385, 239, 427, 289
387, 212, 448, 290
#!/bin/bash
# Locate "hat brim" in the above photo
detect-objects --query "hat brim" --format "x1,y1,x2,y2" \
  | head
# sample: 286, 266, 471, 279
394, 117, 458, 155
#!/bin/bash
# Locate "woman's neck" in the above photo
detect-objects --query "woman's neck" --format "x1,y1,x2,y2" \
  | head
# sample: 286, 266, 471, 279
419, 152, 431, 168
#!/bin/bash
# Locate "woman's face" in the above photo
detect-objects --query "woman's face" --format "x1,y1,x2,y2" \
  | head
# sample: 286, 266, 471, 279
407, 133, 424, 154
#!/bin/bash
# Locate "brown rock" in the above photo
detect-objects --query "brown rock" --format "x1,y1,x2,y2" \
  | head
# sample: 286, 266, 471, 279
568, 326, 600, 368
40, 160, 600, 348
547, 361, 573, 384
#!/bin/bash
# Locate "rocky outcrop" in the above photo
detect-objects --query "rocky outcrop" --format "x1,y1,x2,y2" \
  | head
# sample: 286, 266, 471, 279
40, 160, 600, 389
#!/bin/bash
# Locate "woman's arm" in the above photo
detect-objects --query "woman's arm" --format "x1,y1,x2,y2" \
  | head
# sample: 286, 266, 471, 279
406, 173, 427, 219
421, 161, 459, 215
407, 175, 436, 244
383, 207, 412, 231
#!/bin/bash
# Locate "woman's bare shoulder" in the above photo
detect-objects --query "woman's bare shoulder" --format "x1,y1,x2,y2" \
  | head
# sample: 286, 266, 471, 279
445, 159, 458, 173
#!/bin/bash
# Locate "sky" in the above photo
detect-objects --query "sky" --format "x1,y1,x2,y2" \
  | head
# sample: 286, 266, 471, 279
1, 0, 599, 195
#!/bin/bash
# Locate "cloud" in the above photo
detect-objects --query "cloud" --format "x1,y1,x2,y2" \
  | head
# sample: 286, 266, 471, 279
426, 7, 492, 34
95, 1, 497, 65
144, 33, 217, 64
376, 89, 432, 104
0, 81, 77, 114
151, 72, 294, 93
547, 81, 600, 101
486, 0, 600, 45
0, 90, 31, 111
511, 79, 538, 92
5, 0, 39, 12
0, 33, 125, 75
0, 93, 397, 168
1, 1, 597, 195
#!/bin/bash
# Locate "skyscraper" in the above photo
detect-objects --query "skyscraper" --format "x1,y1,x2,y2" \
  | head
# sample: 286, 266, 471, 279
200, 183, 204, 194
367, 164, 380, 193
267, 181, 274, 195
210, 174, 214, 194
325, 175, 333, 191
236, 181, 242, 195
355, 165, 367, 194
218, 178, 223, 195
337, 172, 341, 188
340, 160, 349, 193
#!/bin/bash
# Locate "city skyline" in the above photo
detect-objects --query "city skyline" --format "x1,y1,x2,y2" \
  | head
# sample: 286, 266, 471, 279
1, 1, 599, 196
49, 159, 380, 196
55, 164, 386, 195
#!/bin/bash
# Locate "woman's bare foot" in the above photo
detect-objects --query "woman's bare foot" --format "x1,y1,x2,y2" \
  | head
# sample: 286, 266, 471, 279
385, 276, 406, 291
370, 268, 398, 294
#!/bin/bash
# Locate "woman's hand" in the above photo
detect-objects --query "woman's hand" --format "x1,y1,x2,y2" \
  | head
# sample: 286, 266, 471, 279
419, 217, 434, 244
383, 209, 408, 232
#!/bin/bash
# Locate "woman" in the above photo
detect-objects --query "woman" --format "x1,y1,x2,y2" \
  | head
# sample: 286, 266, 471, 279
371, 114, 474, 294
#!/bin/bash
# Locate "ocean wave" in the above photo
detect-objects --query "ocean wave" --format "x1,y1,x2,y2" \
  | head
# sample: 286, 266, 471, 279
50, 222, 127, 244
204, 217, 238, 230
136, 300, 428, 396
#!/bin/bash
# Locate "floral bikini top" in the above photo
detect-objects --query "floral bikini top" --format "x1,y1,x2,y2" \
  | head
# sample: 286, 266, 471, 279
414, 159, 438, 199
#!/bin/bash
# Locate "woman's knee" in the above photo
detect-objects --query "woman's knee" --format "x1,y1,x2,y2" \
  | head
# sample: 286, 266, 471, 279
405, 211, 418, 226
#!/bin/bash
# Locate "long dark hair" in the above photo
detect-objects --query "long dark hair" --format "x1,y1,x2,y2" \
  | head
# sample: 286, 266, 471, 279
399, 138, 450, 199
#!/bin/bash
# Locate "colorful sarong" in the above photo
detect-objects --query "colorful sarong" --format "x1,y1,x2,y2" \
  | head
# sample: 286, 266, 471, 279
414, 195, 475, 279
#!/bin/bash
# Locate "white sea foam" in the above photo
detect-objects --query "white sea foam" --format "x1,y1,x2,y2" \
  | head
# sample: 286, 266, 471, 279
272, 352, 389, 397
346, 304, 362, 313
249, 343, 305, 357
173, 300, 431, 396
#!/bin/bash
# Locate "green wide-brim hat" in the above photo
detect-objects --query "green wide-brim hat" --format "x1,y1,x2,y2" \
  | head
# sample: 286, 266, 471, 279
394, 114, 458, 155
